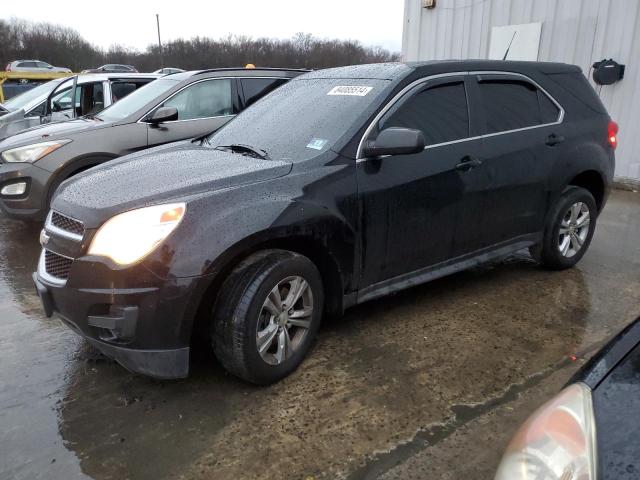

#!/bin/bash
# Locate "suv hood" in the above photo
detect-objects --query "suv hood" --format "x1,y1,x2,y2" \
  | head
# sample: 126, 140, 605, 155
52, 141, 293, 228
0, 117, 110, 149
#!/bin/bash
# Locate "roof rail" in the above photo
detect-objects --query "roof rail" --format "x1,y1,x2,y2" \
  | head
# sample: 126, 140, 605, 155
192, 67, 311, 75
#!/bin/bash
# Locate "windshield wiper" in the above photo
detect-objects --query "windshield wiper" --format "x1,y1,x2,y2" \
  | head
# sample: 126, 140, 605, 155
215, 144, 269, 160
192, 133, 210, 145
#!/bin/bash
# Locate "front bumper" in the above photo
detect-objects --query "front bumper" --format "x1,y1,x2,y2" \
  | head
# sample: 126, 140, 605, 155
0, 162, 50, 220
33, 255, 207, 380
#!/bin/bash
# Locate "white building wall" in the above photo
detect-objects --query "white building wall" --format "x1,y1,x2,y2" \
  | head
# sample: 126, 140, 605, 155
402, 0, 640, 184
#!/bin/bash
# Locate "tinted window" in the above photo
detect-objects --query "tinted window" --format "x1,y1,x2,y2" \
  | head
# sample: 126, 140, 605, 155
478, 79, 557, 134
538, 90, 560, 124
163, 79, 234, 120
241, 78, 288, 107
381, 81, 469, 146
111, 82, 140, 102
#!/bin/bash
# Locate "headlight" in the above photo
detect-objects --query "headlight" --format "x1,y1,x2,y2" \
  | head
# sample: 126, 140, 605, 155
1, 140, 72, 163
88, 203, 186, 266
495, 383, 597, 480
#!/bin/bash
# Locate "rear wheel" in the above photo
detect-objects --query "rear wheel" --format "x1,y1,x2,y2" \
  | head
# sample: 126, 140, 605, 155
212, 249, 324, 384
536, 186, 597, 270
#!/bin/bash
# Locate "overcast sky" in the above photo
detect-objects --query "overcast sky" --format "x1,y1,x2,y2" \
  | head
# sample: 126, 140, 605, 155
3, 0, 404, 52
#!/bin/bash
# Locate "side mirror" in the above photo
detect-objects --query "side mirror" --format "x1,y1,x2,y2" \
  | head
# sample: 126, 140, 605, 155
363, 127, 425, 157
147, 106, 178, 124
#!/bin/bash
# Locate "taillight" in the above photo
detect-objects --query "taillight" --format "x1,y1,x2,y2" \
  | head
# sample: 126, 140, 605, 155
608, 120, 619, 149
5, 64, 11, 72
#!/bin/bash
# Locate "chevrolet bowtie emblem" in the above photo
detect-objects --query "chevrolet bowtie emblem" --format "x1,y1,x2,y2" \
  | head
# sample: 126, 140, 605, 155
39, 229, 50, 247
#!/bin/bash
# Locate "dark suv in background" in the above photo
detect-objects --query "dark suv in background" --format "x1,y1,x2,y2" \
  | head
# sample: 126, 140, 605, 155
0, 68, 304, 220
34, 60, 615, 384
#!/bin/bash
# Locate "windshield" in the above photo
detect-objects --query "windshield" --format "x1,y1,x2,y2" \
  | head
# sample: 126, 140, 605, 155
207, 78, 390, 161
96, 78, 177, 122
2, 78, 65, 111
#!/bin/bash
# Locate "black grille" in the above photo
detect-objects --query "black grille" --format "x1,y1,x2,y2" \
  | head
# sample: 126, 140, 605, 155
44, 250, 73, 280
51, 211, 84, 237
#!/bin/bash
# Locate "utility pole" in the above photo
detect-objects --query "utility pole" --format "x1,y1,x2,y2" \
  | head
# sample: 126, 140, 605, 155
156, 14, 163, 68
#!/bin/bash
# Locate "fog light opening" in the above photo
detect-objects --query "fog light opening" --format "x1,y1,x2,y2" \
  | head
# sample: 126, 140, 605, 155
1, 181, 27, 197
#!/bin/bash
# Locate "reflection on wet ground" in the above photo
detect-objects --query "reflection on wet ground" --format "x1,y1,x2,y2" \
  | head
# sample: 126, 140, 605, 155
1, 190, 638, 480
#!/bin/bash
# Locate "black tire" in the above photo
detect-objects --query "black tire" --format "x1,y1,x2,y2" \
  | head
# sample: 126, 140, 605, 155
212, 249, 324, 385
536, 186, 597, 270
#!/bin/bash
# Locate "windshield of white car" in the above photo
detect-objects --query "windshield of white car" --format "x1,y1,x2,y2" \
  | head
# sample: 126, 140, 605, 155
96, 78, 178, 122
2, 79, 65, 112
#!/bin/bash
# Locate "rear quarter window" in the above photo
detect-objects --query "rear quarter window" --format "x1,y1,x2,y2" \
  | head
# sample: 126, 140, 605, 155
546, 72, 607, 115
241, 78, 288, 108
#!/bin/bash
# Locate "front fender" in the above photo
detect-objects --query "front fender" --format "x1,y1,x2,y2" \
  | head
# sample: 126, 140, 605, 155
158, 195, 356, 284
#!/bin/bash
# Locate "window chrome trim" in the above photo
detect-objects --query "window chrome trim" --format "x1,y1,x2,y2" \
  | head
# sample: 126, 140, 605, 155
356, 70, 565, 162
136, 76, 286, 125
37, 249, 69, 286
44, 210, 84, 242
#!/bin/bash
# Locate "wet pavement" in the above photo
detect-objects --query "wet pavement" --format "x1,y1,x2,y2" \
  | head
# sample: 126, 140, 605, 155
1, 189, 639, 480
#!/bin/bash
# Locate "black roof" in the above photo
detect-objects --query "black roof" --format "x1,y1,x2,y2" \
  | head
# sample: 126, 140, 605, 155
301, 60, 581, 81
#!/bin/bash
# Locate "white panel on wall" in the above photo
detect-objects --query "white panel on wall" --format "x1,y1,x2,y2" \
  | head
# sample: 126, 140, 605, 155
488, 23, 542, 60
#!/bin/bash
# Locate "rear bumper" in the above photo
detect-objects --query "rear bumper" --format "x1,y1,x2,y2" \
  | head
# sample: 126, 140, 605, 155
32, 262, 206, 379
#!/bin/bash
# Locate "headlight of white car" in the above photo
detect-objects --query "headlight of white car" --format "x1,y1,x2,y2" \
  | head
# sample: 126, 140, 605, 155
88, 203, 186, 266
495, 382, 597, 480
1, 140, 72, 163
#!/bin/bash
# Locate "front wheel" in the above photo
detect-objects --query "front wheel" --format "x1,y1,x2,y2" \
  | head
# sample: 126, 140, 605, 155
536, 186, 597, 270
212, 250, 324, 384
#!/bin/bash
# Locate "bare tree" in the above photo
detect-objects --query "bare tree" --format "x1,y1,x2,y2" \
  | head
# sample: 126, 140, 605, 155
0, 17, 399, 72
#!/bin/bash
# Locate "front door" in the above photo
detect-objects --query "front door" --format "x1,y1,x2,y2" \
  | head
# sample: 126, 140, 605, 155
357, 76, 483, 289
146, 78, 238, 147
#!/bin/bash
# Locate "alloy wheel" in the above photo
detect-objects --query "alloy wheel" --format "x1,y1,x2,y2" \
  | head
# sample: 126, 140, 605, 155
256, 275, 314, 365
558, 201, 590, 258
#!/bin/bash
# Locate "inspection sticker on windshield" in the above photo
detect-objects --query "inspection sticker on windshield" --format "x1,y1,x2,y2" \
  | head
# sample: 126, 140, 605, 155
307, 138, 328, 150
327, 86, 373, 96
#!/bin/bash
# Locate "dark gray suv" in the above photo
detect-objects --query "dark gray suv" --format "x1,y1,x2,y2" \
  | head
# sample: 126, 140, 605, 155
0, 68, 304, 220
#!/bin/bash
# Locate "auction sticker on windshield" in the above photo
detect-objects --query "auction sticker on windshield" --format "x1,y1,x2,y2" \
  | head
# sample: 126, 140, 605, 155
306, 138, 328, 150
327, 86, 373, 96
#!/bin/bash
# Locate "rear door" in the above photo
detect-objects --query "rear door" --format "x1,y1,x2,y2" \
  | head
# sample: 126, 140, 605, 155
471, 73, 563, 248
146, 78, 238, 146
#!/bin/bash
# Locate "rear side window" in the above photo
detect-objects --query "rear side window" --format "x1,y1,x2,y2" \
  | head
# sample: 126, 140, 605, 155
380, 81, 469, 146
241, 78, 288, 107
478, 79, 560, 134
